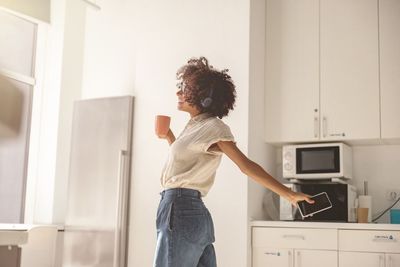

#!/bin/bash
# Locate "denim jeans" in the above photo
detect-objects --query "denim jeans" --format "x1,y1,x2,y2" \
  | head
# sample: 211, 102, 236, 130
153, 188, 217, 267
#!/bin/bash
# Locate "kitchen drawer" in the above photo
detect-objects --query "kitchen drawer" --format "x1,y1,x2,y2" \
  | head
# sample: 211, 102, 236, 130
339, 230, 400, 253
252, 227, 337, 250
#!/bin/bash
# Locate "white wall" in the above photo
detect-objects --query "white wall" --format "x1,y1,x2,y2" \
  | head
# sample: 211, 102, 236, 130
78, 0, 251, 266
81, 0, 136, 99
131, 1, 250, 265
52, 0, 87, 225
351, 145, 400, 223
247, 1, 277, 266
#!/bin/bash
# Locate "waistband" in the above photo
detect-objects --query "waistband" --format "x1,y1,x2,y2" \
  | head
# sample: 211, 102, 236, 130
161, 188, 202, 199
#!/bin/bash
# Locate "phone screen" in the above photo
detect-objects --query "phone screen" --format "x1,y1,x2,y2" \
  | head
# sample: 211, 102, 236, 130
297, 192, 332, 218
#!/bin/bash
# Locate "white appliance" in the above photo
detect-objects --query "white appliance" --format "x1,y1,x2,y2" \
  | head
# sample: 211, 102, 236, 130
62, 96, 133, 267
282, 142, 352, 179
280, 183, 357, 222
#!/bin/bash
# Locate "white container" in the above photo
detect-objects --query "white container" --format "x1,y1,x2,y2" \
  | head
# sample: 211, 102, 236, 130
358, 195, 372, 222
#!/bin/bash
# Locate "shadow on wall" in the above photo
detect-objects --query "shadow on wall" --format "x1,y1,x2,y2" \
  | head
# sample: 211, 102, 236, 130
0, 73, 24, 137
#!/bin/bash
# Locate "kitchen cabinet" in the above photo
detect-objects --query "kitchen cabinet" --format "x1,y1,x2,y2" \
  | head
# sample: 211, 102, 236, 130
265, 0, 319, 143
379, 0, 400, 139
253, 248, 337, 267
386, 254, 400, 267
320, 0, 380, 141
338, 230, 400, 267
252, 227, 338, 267
339, 252, 384, 267
295, 250, 337, 267
252, 222, 400, 267
265, 0, 380, 143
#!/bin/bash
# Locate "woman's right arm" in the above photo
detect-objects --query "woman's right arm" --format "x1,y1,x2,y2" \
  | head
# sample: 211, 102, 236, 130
165, 129, 176, 145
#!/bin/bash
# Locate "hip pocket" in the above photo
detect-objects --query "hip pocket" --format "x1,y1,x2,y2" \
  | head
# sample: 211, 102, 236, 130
177, 209, 209, 244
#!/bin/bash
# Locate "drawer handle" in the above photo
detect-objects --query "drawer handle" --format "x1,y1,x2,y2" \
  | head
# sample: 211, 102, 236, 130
282, 234, 305, 240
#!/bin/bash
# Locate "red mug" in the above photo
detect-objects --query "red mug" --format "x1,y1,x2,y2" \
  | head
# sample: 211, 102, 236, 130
155, 115, 171, 137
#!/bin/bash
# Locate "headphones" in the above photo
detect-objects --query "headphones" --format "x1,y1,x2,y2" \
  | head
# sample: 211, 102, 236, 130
201, 88, 214, 108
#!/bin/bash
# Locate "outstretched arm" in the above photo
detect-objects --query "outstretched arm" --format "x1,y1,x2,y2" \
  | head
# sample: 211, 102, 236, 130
217, 140, 313, 206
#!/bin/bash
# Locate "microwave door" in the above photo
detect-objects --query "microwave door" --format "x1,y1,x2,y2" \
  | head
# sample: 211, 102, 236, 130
296, 146, 340, 178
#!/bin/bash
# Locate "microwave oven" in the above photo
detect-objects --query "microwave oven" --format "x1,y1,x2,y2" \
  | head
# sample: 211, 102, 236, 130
280, 183, 357, 222
282, 142, 353, 180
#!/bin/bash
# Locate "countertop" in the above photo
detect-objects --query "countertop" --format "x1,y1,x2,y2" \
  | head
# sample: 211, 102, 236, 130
251, 220, 400, 231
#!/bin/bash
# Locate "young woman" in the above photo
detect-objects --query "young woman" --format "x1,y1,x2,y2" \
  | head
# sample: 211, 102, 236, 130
154, 57, 313, 267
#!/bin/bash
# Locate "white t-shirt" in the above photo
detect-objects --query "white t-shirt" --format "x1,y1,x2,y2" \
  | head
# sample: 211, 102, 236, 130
160, 112, 235, 197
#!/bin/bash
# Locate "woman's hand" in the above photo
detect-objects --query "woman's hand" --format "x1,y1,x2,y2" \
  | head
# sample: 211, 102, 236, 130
156, 129, 176, 145
156, 128, 170, 139
288, 191, 315, 207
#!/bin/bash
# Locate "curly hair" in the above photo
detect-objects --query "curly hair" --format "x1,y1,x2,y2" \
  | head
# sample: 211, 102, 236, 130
176, 57, 236, 119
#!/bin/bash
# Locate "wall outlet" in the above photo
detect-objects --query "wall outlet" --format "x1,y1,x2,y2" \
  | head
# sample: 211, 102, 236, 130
386, 189, 400, 201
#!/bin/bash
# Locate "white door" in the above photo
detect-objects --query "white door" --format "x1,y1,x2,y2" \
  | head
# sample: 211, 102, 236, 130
386, 254, 400, 267
265, 0, 320, 143
320, 0, 380, 141
339, 252, 385, 267
295, 250, 337, 267
380, 0, 400, 139
253, 248, 293, 267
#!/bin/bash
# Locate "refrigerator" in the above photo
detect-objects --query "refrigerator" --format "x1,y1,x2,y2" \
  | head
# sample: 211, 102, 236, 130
62, 96, 133, 267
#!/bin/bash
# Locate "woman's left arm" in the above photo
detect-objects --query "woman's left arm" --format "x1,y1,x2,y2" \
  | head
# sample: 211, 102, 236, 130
217, 140, 313, 206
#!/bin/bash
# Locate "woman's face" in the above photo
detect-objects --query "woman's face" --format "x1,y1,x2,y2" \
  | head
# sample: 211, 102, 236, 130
175, 81, 200, 115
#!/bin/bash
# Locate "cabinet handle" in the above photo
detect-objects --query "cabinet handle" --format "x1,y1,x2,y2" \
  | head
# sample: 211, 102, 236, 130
282, 234, 305, 240
322, 116, 327, 138
388, 255, 392, 267
282, 235, 306, 240
296, 251, 301, 267
288, 251, 293, 267
379, 255, 384, 267
114, 150, 129, 267
314, 116, 319, 138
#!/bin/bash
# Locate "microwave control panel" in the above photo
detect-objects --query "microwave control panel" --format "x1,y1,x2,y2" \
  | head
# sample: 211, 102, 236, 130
282, 146, 295, 178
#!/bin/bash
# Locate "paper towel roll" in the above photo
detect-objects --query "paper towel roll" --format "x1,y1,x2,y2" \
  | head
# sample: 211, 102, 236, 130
358, 195, 372, 222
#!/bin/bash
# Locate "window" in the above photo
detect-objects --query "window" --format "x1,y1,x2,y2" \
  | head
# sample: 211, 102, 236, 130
0, 9, 37, 223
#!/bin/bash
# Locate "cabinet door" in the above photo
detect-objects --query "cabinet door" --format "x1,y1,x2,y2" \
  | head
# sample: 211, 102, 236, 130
265, 0, 320, 143
295, 250, 337, 267
339, 252, 385, 267
253, 248, 293, 267
380, 0, 400, 139
320, 0, 380, 140
387, 254, 400, 267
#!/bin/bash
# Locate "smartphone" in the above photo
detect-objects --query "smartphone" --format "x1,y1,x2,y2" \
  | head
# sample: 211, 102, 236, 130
297, 192, 333, 218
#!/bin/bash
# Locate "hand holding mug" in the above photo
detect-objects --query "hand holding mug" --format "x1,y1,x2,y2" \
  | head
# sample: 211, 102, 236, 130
155, 115, 171, 138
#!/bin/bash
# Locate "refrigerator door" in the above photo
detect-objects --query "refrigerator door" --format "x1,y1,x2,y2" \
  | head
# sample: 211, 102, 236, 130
62, 96, 133, 267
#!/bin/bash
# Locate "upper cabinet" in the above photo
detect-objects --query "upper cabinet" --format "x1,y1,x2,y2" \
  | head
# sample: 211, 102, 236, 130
320, 0, 380, 141
265, 0, 320, 143
265, 0, 381, 143
380, 0, 400, 140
